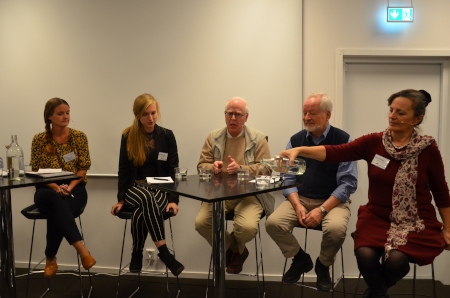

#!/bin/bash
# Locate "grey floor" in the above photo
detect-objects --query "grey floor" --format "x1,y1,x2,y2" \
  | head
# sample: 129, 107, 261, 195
11, 267, 448, 298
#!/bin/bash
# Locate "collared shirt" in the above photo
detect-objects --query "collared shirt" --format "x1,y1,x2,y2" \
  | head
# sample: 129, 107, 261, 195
282, 124, 358, 203
227, 128, 245, 138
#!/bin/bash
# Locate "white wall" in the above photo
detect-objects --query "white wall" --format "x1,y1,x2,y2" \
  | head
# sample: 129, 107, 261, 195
0, 0, 302, 175
1, 0, 303, 281
3, 0, 450, 285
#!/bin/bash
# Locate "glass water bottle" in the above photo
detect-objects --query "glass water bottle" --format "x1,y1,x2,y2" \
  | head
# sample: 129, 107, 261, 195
6, 135, 24, 180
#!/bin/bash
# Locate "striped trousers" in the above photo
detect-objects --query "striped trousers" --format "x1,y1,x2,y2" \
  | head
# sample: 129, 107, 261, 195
125, 184, 168, 252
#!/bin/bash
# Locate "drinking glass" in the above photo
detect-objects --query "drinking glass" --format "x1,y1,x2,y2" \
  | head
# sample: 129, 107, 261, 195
255, 175, 271, 189
198, 168, 212, 180
237, 169, 249, 182
179, 167, 188, 179
175, 167, 188, 180
175, 167, 182, 180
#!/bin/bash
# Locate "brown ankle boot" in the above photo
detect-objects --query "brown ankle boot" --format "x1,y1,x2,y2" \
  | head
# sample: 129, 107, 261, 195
81, 252, 96, 270
44, 257, 58, 278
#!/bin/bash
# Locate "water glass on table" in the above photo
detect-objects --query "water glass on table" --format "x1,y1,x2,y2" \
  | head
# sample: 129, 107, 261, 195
175, 167, 188, 180
237, 168, 249, 182
255, 175, 271, 189
198, 168, 212, 181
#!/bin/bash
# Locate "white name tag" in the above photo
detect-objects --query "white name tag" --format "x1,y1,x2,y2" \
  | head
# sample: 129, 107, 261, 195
371, 154, 390, 170
158, 152, 168, 161
63, 152, 76, 163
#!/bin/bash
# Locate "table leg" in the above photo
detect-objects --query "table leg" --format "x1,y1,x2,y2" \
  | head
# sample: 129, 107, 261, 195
212, 201, 226, 298
0, 189, 16, 298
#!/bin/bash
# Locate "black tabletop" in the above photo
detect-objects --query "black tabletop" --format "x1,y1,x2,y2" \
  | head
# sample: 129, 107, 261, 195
0, 174, 81, 190
135, 174, 300, 203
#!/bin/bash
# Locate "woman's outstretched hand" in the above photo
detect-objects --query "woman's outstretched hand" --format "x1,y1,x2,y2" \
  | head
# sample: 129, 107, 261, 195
279, 147, 302, 166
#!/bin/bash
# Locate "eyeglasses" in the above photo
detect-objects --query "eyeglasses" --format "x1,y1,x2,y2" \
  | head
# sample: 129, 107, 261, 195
224, 111, 247, 119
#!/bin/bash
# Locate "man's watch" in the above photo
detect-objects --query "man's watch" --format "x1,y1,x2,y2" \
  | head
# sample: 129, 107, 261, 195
319, 206, 328, 217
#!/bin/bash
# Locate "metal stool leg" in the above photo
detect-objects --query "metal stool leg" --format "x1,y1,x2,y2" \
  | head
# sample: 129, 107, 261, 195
279, 259, 288, 298
413, 262, 437, 298
431, 262, 436, 298
116, 218, 127, 297
340, 247, 346, 297
331, 262, 334, 298
300, 228, 309, 297
256, 223, 265, 298
116, 218, 140, 298
413, 263, 417, 298
25, 220, 51, 298
167, 217, 181, 298
25, 220, 36, 298
77, 215, 93, 298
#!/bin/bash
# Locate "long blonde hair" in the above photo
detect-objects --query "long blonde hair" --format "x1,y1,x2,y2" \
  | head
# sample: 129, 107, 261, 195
123, 93, 160, 166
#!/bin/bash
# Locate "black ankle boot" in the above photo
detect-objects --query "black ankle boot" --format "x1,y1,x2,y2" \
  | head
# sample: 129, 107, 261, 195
158, 252, 184, 276
367, 281, 389, 297
129, 251, 143, 273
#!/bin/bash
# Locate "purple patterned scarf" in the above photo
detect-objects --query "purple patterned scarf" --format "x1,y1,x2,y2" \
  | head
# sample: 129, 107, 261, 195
382, 128, 435, 259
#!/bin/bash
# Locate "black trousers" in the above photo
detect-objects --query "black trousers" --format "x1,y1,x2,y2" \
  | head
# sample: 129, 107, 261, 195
125, 184, 168, 252
34, 183, 87, 257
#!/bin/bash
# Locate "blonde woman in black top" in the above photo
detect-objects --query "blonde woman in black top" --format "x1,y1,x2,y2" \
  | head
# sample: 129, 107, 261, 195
111, 93, 184, 276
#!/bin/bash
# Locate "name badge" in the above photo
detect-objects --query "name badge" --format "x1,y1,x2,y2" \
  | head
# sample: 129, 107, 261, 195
158, 152, 168, 161
371, 154, 390, 170
63, 152, 76, 163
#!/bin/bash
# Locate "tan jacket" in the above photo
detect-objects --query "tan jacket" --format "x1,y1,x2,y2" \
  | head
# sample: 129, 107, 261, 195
197, 125, 275, 216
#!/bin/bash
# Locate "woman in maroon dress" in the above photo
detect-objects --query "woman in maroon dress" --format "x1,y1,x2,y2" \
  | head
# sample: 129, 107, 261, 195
279, 89, 450, 298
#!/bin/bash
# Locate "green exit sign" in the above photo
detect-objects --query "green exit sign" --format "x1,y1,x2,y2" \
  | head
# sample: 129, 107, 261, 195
387, 7, 414, 22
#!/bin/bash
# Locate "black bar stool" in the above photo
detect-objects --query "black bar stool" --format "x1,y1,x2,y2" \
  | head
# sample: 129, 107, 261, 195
115, 207, 180, 298
279, 224, 345, 298
206, 210, 266, 298
21, 203, 93, 298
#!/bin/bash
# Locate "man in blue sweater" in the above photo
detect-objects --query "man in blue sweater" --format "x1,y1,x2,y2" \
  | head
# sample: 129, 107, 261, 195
266, 93, 358, 291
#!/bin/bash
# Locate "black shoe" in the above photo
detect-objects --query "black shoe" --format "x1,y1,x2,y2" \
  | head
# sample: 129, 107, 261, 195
129, 251, 143, 273
226, 247, 249, 274
315, 257, 332, 291
282, 252, 313, 284
158, 252, 185, 276
363, 287, 390, 298
226, 248, 233, 267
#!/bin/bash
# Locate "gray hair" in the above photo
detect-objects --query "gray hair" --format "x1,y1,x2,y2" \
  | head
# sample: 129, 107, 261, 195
307, 92, 333, 113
